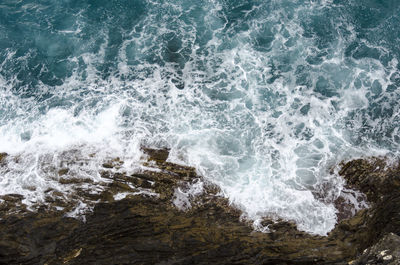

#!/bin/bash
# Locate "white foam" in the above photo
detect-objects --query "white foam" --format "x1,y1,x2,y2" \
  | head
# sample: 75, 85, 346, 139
172, 179, 204, 210
114, 189, 159, 201
65, 201, 92, 222
0, 0, 398, 235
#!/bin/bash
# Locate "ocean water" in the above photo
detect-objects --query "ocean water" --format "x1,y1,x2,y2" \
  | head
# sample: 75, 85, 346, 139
1, 0, 400, 235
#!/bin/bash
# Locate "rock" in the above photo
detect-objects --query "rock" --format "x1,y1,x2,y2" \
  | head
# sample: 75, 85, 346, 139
142, 147, 170, 163
338, 158, 400, 203
58, 168, 69, 176
0, 151, 399, 264
352, 233, 400, 265
338, 158, 400, 251
102, 157, 124, 169
0, 152, 7, 166
102, 162, 114, 168
1, 194, 24, 202
59, 177, 93, 185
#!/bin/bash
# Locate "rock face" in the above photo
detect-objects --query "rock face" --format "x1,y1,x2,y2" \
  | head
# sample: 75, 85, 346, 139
0, 151, 399, 264
338, 158, 400, 265
352, 233, 400, 265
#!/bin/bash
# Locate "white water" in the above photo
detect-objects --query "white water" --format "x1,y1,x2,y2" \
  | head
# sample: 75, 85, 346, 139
1, 0, 399, 235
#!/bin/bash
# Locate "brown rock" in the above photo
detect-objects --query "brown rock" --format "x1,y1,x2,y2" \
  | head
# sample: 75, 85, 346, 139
0, 152, 7, 166
0, 150, 399, 264
58, 168, 69, 176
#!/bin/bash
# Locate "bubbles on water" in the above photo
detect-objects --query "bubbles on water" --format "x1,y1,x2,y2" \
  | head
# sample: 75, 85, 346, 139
0, 0, 399, 235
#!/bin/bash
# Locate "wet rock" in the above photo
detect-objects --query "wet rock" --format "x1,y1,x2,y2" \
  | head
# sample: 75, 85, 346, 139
0, 151, 399, 264
338, 158, 400, 203
1, 194, 24, 202
338, 158, 400, 251
142, 147, 170, 163
352, 233, 400, 265
102, 157, 124, 169
0, 152, 7, 166
102, 162, 114, 168
59, 177, 93, 185
58, 168, 69, 176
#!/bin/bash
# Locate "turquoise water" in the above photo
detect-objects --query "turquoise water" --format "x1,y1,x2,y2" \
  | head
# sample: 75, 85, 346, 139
1, 0, 400, 235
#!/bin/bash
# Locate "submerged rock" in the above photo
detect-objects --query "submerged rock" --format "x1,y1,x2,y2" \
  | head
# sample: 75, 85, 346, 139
0, 151, 399, 264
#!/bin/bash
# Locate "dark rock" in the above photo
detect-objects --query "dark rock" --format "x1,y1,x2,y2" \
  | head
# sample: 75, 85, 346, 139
338, 158, 400, 251
59, 177, 93, 185
0, 152, 7, 166
102, 157, 124, 169
1, 194, 24, 202
142, 147, 170, 162
58, 168, 69, 176
102, 162, 114, 168
351, 233, 400, 265
0, 151, 399, 264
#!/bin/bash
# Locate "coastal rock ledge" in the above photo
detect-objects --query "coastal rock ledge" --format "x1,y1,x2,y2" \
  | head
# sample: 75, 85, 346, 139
0, 150, 399, 264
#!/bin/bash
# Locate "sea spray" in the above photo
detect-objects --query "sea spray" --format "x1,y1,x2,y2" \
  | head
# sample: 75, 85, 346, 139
1, 0, 400, 235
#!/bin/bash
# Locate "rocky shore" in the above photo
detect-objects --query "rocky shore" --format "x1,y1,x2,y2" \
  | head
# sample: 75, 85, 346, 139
0, 149, 399, 264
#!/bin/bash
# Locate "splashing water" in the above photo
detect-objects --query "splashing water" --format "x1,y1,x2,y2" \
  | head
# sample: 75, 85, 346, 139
1, 0, 400, 235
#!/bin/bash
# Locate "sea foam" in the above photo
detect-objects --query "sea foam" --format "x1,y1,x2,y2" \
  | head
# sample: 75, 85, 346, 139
1, 0, 400, 235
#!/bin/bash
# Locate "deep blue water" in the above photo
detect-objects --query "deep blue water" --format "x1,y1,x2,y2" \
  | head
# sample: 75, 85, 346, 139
1, 0, 400, 235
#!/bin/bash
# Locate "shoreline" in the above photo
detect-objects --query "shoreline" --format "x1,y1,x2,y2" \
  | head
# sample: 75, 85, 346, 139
0, 149, 399, 264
